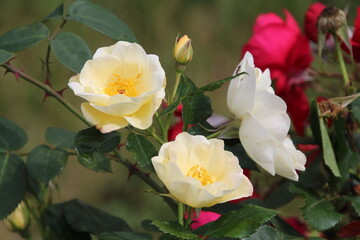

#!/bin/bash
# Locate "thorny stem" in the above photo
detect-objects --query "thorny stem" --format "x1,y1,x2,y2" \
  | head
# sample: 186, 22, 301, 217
1, 63, 90, 126
112, 151, 177, 214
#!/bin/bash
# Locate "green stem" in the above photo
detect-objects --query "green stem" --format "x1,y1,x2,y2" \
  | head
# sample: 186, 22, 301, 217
178, 202, 184, 226
334, 34, 350, 87
206, 130, 222, 139
184, 206, 193, 230
171, 71, 182, 103
1, 63, 90, 126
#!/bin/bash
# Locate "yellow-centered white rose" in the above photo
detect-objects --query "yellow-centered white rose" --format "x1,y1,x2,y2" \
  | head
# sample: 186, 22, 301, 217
69, 41, 166, 133
227, 52, 306, 181
151, 132, 253, 208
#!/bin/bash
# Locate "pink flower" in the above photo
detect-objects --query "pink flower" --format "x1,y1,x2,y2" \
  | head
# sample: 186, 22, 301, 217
190, 211, 221, 230
304, 2, 327, 42
352, 7, 360, 62
242, 10, 312, 136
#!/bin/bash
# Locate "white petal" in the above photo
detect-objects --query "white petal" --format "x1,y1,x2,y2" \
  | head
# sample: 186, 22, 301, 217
239, 112, 276, 175
252, 90, 290, 140
227, 65, 256, 117
81, 102, 128, 133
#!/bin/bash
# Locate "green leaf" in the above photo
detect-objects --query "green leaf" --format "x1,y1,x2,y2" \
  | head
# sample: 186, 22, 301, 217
181, 97, 193, 132
50, 32, 92, 73
290, 184, 343, 231
263, 182, 294, 209
190, 94, 212, 123
0, 117, 27, 152
177, 75, 197, 97
195, 72, 245, 94
0, 153, 26, 219
309, 98, 321, 144
336, 24, 351, 49
345, 196, 360, 216
151, 221, 200, 240
74, 127, 119, 172
95, 232, 152, 240
195, 205, 278, 238
45, 3, 64, 20
78, 152, 112, 173
0, 49, 14, 64
244, 225, 282, 240
75, 127, 120, 154
350, 97, 360, 125
159, 100, 182, 117
270, 216, 303, 238
0, 23, 49, 52
317, 30, 326, 59
126, 133, 157, 170
62, 199, 132, 233
67, 0, 136, 42
27, 145, 68, 183
316, 102, 341, 178
44, 204, 91, 240
46, 127, 76, 149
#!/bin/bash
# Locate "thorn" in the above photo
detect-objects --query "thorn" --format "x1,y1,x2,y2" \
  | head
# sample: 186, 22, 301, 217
3, 69, 11, 76
42, 92, 51, 104
5, 56, 16, 65
44, 78, 52, 87
14, 71, 22, 83
116, 143, 125, 151
57, 87, 68, 97
127, 163, 139, 181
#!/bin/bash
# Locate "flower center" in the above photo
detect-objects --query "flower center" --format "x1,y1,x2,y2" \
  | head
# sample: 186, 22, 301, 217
104, 73, 140, 97
186, 164, 213, 186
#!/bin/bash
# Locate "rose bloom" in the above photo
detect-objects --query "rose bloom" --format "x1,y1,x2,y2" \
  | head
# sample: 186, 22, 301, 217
352, 7, 360, 62
68, 41, 166, 133
243, 10, 312, 136
151, 132, 253, 208
304, 2, 327, 42
227, 52, 306, 181
190, 211, 221, 230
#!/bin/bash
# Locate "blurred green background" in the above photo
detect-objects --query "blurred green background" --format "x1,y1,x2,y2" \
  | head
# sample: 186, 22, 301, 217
0, 0, 355, 239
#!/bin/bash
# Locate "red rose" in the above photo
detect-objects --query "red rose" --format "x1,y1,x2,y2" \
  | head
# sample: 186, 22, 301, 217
304, 2, 326, 42
352, 7, 360, 62
168, 120, 184, 141
242, 10, 312, 136
189, 211, 221, 230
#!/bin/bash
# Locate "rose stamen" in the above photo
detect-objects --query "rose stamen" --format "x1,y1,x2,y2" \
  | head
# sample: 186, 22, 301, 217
186, 164, 213, 186
104, 73, 141, 97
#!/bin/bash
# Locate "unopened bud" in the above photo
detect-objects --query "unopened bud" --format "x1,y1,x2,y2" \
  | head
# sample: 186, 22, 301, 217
4, 202, 30, 232
173, 34, 193, 64
318, 6, 346, 34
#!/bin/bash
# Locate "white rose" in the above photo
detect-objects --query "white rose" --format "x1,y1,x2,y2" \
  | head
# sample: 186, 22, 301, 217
227, 52, 306, 181
68, 41, 166, 133
151, 132, 253, 208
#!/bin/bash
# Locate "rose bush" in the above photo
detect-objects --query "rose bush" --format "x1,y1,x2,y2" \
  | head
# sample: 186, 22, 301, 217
151, 132, 253, 208
227, 52, 306, 180
68, 41, 166, 133
242, 10, 312, 135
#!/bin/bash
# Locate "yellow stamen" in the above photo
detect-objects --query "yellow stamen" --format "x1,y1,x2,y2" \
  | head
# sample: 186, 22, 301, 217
186, 164, 213, 186
104, 73, 141, 97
